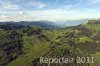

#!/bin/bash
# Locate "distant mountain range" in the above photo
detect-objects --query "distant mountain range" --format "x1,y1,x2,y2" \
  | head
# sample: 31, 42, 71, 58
0, 21, 59, 30
0, 20, 88, 30
54, 19, 87, 27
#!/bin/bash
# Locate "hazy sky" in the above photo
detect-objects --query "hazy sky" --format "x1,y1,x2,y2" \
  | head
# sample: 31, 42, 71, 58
0, 0, 100, 21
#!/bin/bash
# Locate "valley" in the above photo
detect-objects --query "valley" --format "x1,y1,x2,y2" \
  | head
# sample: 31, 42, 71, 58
0, 20, 100, 66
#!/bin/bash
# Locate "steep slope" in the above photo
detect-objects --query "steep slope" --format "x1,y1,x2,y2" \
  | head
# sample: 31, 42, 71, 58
0, 19, 100, 66
7, 26, 50, 66
84, 20, 100, 30
31, 20, 100, 66
0, 30, 23, 65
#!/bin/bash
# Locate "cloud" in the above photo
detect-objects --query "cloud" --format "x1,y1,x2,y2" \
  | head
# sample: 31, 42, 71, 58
0, 1, 20, 11
57, 0, 83, 10
85, 0, 100, 5
4, 4, 20, 10
63, 0, 100, 8
0, 0, 100, 21
29, 1, 46, 9
0, 14, 7, 18
1, 8, 99, 22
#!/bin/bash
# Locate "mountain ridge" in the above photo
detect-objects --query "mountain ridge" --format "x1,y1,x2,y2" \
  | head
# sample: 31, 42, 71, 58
0, 21, 59, 30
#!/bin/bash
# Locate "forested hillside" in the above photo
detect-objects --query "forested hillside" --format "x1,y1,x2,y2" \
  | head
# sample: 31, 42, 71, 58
0, 20, 100, 66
